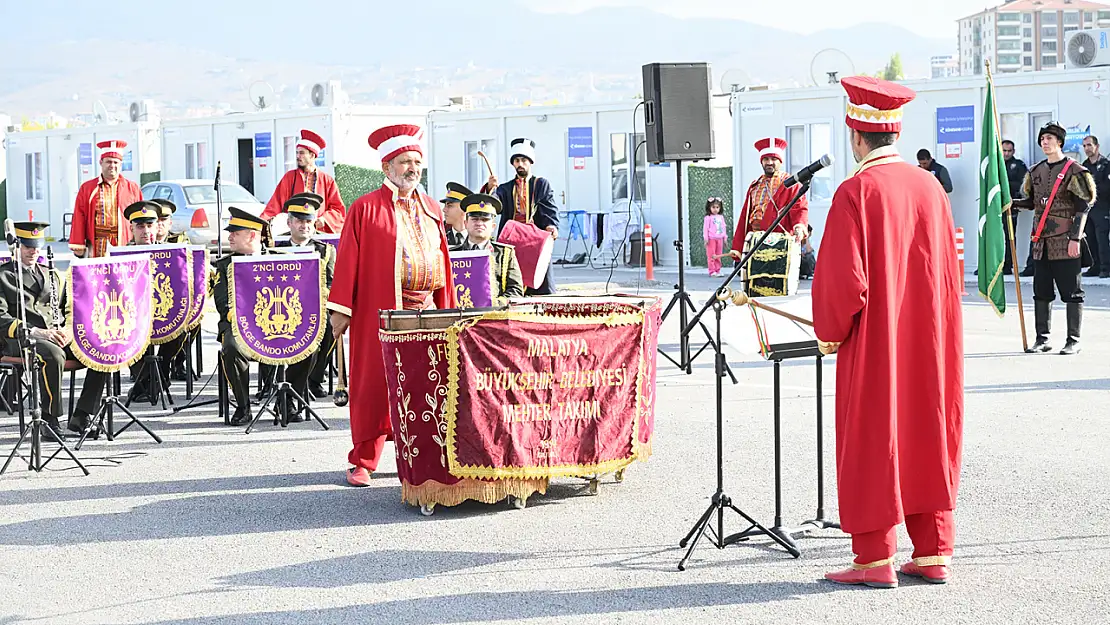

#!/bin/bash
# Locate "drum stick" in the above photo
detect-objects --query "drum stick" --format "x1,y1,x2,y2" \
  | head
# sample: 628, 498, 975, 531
728, 291, 814, 328
478, 150, 495, 179
333, 336, 349, 407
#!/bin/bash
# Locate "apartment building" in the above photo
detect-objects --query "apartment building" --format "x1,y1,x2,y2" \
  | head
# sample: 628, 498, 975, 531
958, 0, 1110, 75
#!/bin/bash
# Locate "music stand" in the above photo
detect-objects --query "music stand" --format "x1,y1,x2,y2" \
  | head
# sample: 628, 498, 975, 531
658, 161, 737, 384
125, 351, 174, 410
245, 364, 328, 434
76, 371, 163, 450
677, 180, 810, 570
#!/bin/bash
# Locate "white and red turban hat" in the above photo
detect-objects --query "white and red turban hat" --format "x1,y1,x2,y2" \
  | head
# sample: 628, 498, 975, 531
368, 124, 425, 163
754, 137, 787, 162
297, 129, 325, 156
97, 139, 127, 162
841, 76, 917, 133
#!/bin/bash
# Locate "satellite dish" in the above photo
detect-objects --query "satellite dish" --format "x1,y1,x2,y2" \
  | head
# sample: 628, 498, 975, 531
248, 81, 275, 111
719, 68, 752, 94
310, 83, 326, 107
93, 100, 110, 125
810, 48, 856, 87
129, 102, 141, 122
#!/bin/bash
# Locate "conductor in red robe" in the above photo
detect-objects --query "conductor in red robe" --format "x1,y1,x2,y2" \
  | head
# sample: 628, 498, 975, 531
261, 129, 347, 234
70, 140, 143, 257
813, 76, 964, 589
327, 124, 456, 487
728, 137, 809, 259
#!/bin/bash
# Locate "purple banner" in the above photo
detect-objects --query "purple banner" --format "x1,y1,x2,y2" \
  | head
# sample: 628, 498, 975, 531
450, 250, 493, 309
109, 244, 193, 344
68, 256, 153, 372
187, 246, 209, 330
230, 253, 324, 365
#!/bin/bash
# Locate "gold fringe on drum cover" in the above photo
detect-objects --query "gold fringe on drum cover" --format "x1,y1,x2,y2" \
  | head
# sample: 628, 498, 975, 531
401, 477, 550, 507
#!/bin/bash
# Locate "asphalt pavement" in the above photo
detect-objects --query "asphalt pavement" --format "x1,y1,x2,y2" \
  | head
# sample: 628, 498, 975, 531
0, 261, 1107, 624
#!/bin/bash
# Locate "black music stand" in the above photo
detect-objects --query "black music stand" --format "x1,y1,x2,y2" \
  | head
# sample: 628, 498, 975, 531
726, 340, 839, 554
677, 180, 810, 570
125, 351, 174, 410
77, 371, 163, 450
244, 364, 328, 434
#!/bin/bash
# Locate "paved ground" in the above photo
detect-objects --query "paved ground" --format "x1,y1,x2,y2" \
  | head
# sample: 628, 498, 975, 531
1, 262, 1108, 624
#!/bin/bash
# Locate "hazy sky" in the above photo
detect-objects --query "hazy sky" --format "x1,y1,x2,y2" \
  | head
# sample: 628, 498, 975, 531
533, 0, 981, 39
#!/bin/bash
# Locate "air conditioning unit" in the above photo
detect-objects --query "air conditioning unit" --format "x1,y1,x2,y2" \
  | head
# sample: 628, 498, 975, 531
1065, 29, 1110, 69
309, 80, 346, 107
448, 95, 473, 110
128, 99, 158, 122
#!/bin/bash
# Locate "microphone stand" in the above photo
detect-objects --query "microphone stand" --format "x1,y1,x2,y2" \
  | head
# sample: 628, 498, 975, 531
676, 180, 810, 570
214, 162, 224, 259
1, 242, 90, 476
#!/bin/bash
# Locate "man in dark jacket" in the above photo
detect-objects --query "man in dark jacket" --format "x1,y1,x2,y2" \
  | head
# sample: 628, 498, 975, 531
1002, 140, 1030, 275
917, 149, 953, 194
1081, 135, 1110, 278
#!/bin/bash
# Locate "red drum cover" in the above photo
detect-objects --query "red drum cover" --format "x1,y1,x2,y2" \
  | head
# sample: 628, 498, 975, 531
498, 220, 554, 290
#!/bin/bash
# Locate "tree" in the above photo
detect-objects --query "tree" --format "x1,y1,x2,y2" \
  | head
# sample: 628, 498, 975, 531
877, 53, 905, 81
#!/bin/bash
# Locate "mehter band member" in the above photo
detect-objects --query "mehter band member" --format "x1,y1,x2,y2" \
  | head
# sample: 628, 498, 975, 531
813, 75, 964, 589
729, 137, 809, 261
70, 140, 143, 258
327, 124, 456, 487
261, 129, 346, 234
1012, 122, 1096, 356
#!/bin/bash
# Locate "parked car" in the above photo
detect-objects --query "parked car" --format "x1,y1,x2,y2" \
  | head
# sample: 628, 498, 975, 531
140, 180, 289, 251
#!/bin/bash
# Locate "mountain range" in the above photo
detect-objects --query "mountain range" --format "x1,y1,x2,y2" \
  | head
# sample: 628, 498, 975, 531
0, 0, 952, 120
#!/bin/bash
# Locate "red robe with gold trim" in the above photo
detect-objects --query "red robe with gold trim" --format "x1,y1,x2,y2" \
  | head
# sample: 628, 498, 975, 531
262, 168, 347, 233
70, 176, 143, 256
729, 171, 809, 253
811, 149, 964, 536
327, 184, 456, 471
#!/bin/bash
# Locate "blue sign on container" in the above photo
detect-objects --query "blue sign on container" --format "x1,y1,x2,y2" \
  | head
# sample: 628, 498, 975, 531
568, 127, 593, 158
255, 132, 273, 158
122, 150, 133, 171
315, 148, 326, 168
78, 143, 93, 165
937, 106, 975, 144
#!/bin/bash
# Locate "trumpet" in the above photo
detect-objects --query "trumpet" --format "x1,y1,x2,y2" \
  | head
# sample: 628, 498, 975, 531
45, 247, 63, 329
333, 334, 349, 407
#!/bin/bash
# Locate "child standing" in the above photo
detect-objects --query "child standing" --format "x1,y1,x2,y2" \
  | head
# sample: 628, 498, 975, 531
703, 197, 728, 277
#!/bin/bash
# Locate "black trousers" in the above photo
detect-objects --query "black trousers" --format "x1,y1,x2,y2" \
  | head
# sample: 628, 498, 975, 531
220, 325, 313, 414
16, 341, 109, 419
1086, 209, 1110, 273
1033, 256, 1084, 303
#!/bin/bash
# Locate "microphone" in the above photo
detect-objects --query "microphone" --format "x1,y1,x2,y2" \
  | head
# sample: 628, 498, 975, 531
214, 161, 222, 190
784, 154, 833, 188
3, 219, 16, 247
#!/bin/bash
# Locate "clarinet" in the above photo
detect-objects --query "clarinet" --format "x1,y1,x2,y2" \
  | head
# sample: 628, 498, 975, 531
45, 247, 63, 329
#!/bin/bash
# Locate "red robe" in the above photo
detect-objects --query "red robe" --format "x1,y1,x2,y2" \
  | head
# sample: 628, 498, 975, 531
811, 147, 964, 536
70, 176, 142, 256
262, 168, 347, 233
730, 171, 809, 253
327, 183, 456, 471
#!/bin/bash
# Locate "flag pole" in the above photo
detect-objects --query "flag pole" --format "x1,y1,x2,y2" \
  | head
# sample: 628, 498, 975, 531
987, 59, 1028, 351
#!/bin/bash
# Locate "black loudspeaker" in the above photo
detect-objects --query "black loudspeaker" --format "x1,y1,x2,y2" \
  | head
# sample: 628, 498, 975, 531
642, 62, 715, 163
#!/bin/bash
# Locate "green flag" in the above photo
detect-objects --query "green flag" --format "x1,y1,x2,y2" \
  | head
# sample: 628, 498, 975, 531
977, 75, 1011, 316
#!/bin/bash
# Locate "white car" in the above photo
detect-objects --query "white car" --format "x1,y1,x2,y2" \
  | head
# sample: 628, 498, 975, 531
141, 180, 289, 251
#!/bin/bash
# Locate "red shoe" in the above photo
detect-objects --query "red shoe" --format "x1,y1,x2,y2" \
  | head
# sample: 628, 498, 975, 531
900, 559, 950, 584
346, 467, 372, 487
825, 560, 898, 589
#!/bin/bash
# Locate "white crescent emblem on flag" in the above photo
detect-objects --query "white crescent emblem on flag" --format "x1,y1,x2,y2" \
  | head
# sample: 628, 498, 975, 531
980, 156, 990, 179
979, 214, 987, 235
987, 185, 1000, 207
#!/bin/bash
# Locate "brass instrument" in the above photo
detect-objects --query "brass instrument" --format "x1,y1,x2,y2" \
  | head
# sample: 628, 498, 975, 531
45, 247, 63, 329
333, 333, 349, 407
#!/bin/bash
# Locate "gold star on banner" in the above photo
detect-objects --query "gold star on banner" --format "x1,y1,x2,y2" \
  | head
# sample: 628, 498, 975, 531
293, 275, 300, 281
164, 261, 171, 268
267, 275, 274, 282
464, 271, 471, 279
254, 276, 261, 282
452, 273, 458, 281
280, 275, 288, 282
103, 278, 112, 287
90, 280, 99, 289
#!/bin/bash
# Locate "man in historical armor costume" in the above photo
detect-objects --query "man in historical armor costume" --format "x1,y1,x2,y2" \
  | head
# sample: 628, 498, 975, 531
70, 140, 143, 258
0, 222, 110, 439
261, 129, 347, 234
450, 193, 525, 304
1011, 122, 1096, 356
213, 207, 314, 425
327, 124, 456, 487
728, 137, 809, 262
812, 76, 964, 589
484, 138, 559, 295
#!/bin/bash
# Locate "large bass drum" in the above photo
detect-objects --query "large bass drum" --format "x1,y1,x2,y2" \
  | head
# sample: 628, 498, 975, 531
740, 231, 800, 297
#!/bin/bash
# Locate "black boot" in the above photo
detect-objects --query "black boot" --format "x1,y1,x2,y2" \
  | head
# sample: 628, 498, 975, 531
1026, 300, 1053, 353
1060, 303, 1082, 355
1020, 266, 1035, 277
43, 416, 67, 442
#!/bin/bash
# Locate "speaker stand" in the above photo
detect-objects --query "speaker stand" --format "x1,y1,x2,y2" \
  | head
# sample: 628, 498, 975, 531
658, 160, 737, 385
